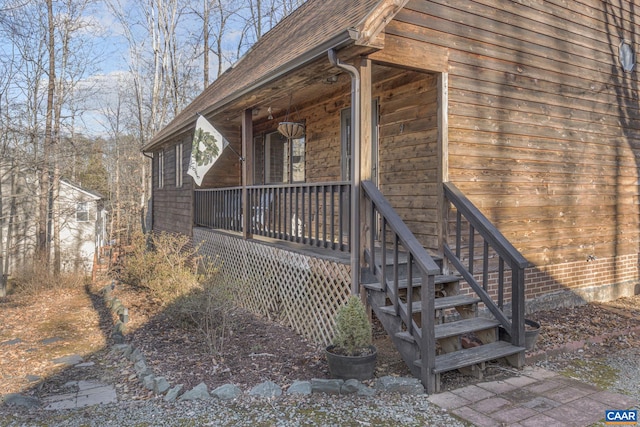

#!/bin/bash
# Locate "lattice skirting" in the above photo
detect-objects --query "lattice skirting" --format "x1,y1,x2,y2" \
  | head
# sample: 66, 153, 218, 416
193, 228, 351, 345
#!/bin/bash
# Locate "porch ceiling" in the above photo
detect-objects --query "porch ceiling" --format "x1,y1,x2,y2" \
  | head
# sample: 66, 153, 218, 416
143, 0, 416, 153
199, 44, 376, 146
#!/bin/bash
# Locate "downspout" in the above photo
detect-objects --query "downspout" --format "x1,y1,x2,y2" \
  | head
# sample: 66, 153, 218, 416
142, 151, 154, 233
328, 49, 360, 296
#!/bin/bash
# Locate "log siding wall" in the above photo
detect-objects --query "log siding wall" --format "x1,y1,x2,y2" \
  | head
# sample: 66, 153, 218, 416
376, 69, 439, 252
391, 0, 640, 275
152, 135, 194, 236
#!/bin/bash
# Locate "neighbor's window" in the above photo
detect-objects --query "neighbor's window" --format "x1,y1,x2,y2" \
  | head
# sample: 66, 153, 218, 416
175, 143, 183, 187
76, 202, 89, 222
261, 131, 305, 184
158, 150, 164, 189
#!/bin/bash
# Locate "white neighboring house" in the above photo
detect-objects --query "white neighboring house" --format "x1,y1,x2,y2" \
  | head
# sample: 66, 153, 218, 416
57, 179, 107, 273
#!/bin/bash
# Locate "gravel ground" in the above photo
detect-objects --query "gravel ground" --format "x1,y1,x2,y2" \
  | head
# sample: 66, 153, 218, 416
0, 393, 470, 426
2, 286, 638, 426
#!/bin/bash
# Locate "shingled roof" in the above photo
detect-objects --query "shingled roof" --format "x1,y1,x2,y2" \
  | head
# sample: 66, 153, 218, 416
144, 0, 407, 151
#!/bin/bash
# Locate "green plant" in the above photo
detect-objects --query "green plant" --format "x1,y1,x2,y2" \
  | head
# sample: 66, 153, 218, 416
332, 295, 372, 356
118, 231, 202, 305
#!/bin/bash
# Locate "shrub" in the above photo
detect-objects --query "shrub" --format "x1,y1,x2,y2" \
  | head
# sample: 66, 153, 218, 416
118, 231, 234, 357
168, 271, 234, 356
332, 295, 372, 356
10, 263, 86, 297
118, 231, 202, 305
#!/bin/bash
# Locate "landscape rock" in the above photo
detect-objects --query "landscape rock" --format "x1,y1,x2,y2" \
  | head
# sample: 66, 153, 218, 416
111, 343, 132, 355
128, 347, 143, 362
134, 360, 152, 378
340, 379, 360, 395
52, 354, 83, 366
374, 376, 424, 395
287, 380, 312, 395
179, 382, 210, 401
112, 331, 125, 344
211, 384, 242, 401
153, 376, 170, 394
311, 378, 344, 395
131, 348, 145, 363
164, 384, 184, 402
2, 393, 41, 409
248, 380, 282, 398
114, 321, 126, 335
142, 374, 156, 391
75, 362, 95, 368
40, 337, 63, 345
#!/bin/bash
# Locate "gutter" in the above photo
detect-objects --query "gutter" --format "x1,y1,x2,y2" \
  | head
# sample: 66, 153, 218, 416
328, 48, 361, 296
142, 30, 359, 153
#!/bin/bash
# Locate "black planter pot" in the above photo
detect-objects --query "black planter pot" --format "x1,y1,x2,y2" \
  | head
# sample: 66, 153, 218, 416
325, 345, 377, 381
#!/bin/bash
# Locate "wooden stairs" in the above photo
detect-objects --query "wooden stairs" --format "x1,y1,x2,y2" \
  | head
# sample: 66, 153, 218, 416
362, 249, 525, 393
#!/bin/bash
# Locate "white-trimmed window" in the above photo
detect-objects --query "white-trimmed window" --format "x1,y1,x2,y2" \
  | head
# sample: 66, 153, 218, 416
175, 143, 183, 188
158, 150, 164, 189
76, 202, 89, 222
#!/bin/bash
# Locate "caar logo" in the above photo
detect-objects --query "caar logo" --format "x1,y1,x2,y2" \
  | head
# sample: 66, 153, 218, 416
606, 410, 638, 425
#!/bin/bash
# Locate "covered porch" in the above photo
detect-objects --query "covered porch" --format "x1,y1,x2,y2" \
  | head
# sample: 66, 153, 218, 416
187, 40, 529, 392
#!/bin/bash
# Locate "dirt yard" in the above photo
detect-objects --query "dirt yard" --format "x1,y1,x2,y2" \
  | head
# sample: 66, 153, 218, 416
1, 278, 639, 401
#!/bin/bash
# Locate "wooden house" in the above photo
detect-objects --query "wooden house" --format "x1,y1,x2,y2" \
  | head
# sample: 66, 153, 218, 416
143, 0, 640, 393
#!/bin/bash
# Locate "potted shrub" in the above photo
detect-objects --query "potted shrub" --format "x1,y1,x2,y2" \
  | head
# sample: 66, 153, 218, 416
325, 296, 377, 380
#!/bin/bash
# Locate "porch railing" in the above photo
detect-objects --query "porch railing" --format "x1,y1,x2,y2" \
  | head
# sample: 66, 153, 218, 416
194, 186, 243, 232
194, 182, 351, 251
361, 180, 441, 393
443, 182, 532, 349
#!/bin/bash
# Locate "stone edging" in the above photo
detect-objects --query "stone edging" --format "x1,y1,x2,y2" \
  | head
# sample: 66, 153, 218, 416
102, 283, 426, 401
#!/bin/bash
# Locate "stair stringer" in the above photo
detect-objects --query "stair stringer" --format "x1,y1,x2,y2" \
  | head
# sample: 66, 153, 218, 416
367, 288, 422, 379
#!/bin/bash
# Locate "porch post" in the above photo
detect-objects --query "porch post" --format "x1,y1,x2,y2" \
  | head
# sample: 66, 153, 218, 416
359, 58, 373, 272
436, 73, 449, 265
242, 108, 253, 239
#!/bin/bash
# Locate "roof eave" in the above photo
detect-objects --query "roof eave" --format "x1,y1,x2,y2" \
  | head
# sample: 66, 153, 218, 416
142, 30, 358, 153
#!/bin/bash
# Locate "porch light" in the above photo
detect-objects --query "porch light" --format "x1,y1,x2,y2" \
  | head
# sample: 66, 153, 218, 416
277, 121, 305, 139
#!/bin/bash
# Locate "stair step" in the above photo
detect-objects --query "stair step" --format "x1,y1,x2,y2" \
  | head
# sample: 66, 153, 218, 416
377, 295, 481, 317
393, 317, 500, 343
371, 248, 442, 266
435, 295, 481, 310
363, 274, 461, 293
435, 317, 500, 340
427, 341, 525, 374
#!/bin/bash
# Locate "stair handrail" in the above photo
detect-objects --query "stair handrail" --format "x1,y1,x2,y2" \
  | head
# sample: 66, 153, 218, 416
362, 180, 440, 392
443, 182, 532, 349
362, 181, 441, 277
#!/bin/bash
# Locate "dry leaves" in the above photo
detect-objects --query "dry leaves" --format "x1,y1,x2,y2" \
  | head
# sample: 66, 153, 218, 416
1, 279, 639, 401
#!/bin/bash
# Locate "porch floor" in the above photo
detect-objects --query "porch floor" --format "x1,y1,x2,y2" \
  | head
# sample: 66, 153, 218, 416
195, 226, 352, 265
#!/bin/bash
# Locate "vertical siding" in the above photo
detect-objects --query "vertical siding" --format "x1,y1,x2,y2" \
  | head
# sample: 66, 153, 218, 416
388, 0, 640, 266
